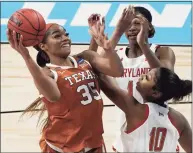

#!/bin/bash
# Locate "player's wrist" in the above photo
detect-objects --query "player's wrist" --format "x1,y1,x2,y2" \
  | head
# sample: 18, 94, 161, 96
23, 53, 32, 62
139, 42, 150, 49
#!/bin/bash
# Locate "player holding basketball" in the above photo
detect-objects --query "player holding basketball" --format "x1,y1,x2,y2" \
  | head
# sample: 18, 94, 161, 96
7, 7, 134, 153
99, 67, 192, 152
89, 6, 176, 150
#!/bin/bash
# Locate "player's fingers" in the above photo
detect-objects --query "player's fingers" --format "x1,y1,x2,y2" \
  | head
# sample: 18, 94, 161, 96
136, 15, 145, 24
88, 29, 98, 39
131, 5, 135, 15
94, 14, 101, 21
96, 20, 101, 32
121, 8, 127, 19
100, 17, 105, 33
13, 31, 19, 49
125, 5, 133, 19
88, 14, 99, 26
88, 14, 95, 21
88, 15, 95, 26
105, 33, 108, 40
102, 16, 105, 25
6, 29, 15, 48
18, 35, 24, 49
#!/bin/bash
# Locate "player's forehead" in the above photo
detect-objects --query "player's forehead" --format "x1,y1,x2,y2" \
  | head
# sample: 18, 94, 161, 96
49, 24, 66, 33
133, 14, 146, 21
148, 68, 158, 81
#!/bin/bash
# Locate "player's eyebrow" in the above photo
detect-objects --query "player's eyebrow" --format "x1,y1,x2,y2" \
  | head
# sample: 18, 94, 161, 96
51, 30, 60, 35
51, 29, 66, 35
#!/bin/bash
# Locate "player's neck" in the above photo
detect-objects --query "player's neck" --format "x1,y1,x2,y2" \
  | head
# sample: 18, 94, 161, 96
127, 44, 143, 58
128, 40, 150, 58
49, 56, 74, 67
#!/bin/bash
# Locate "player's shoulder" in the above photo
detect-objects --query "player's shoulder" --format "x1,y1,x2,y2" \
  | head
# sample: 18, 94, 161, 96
168, 107, 186, 135
73, 55, 92, 69
155, 45, 173, 54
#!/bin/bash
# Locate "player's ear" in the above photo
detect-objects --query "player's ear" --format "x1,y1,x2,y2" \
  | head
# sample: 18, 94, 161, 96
151, 90, 161, 99
39, 43, 48, 51
148, 23, 155, 38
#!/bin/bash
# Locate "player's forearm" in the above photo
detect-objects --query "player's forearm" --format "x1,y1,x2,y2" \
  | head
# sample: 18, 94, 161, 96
98, 28, 124, 58
99, 74, 128, 112
24, 56, 60, 101
109, 27, 124, 50
103, 51, 124, 77
140, 44, 162, 68
89, 37, 98, 51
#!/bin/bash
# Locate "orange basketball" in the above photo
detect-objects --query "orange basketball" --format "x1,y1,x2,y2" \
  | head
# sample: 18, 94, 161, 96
7, 8, 46, 47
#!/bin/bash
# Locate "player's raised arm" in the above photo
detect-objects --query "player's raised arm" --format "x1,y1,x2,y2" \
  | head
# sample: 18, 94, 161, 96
7, 30, 61, 102
78, 17, 124, 77
135, 15, 176, 71
98, 74, 137, 114
88, 6, 135, 56
88, 14, 100, 52
109, 6, 135, 50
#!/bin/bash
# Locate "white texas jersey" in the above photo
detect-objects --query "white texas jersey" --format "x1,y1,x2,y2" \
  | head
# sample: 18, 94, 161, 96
115, 44, 159, 103
113, 103, 180, 152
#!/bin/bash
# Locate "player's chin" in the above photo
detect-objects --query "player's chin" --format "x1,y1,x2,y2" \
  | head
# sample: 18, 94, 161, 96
61, 46, 71, 52
126, 36, 137, 43
128, 36, 137, 41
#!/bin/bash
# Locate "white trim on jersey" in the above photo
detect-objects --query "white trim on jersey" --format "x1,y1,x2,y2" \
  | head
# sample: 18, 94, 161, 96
46, 56, 78, 69
45, 139, 93, 153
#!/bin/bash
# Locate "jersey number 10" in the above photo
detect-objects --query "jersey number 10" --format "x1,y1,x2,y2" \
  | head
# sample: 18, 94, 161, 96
149, 127, 167, 151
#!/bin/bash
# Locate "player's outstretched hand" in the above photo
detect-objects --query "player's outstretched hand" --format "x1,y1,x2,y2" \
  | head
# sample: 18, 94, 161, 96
115, 5, 135, 33
136, 15, 150, 47
88, 16, 112, 52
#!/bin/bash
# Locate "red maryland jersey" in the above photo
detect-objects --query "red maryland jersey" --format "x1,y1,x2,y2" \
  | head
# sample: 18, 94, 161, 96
40, 56, 104, 152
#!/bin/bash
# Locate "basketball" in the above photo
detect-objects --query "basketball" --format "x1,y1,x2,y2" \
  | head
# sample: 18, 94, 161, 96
7, 8, 46, 47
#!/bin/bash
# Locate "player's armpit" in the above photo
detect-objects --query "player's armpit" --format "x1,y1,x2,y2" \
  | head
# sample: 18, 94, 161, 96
42, 67, 55, 79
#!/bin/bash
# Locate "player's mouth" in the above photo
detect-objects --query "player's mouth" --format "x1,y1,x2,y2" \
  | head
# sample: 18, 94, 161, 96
128, 33, 137, 38
126, 33, 137, 39
129, 35, 137, 39
61, 42, 70, 48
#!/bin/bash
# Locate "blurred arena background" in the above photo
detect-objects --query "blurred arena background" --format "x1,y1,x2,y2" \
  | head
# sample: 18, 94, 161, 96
1, 1, 192, 152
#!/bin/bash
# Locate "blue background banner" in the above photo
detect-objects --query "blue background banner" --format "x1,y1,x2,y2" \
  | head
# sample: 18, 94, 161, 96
1, 1, 192, 45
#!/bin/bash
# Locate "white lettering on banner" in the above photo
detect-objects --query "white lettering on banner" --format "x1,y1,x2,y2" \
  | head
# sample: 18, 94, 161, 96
110, 4, 191, 27
70, 3, 111, 26
1, 2, 67, 26
1, 2, 191, 28
22, 2, 67, 25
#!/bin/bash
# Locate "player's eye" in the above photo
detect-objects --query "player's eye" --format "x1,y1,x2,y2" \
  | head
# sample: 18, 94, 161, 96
145, 75, 148, 80
134, 21, 140, 25
54, 34, 61, 38
65, 33, 69, 37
